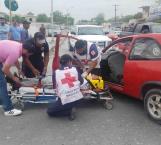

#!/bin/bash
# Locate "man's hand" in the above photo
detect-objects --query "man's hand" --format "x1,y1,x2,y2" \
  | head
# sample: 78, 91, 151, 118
32, 68, 40, 77
12, 76, 22, 87
17, 69, 24, 78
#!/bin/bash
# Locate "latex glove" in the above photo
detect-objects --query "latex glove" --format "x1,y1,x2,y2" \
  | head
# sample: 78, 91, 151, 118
81, 72, 88, 78
18, 69, 24, 78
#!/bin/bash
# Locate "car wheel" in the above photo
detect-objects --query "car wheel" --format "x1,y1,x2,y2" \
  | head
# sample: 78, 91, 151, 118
144, 89, 161, 122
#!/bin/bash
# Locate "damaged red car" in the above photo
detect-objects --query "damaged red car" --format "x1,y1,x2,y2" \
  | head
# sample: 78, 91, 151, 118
101, 33, 161, 122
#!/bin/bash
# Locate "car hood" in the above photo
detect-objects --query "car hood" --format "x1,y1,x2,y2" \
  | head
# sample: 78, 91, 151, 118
76, 35, 112, 42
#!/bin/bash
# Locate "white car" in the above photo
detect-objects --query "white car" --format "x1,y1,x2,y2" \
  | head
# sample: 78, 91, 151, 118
69, 25, 112, 49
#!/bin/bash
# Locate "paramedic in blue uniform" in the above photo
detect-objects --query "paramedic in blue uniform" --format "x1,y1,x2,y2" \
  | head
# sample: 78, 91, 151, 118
22, 32, 49, 78
73, 40, 101, 77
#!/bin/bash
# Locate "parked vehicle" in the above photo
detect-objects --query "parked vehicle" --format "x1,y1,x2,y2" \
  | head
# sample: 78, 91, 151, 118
119, 22, 161, 37
101, 33, 161, 123
47, 25, 62, 37
69, 25, 112, 49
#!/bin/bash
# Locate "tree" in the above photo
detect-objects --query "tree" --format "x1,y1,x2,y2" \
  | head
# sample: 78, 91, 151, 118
156, 0, 161, 4
53, 10, 74, 25
134, 12, 143, 19
36, 14, 49, 22
12, 15, 25, 23
93, 13, 105, 25
64, 13, 74, 25
53, 11, 64, 24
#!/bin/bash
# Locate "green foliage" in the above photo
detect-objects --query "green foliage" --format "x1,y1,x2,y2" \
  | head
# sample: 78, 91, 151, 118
156, 0, 161, 4
53, 10, 74, 25
53, 11, 64, 24
12, 15, 25, 23
36, 14, 49, 22
134, 12, 143, 19
92, 13, 105, 25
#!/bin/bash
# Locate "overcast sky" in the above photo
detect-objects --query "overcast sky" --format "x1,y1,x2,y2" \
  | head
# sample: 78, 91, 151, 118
0, 0, 155, 21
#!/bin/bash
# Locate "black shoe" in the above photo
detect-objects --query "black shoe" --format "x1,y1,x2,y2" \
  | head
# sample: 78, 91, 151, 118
69, 107, 76, 121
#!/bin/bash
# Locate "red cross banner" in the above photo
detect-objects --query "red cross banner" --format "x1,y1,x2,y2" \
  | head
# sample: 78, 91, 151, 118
56, 67, 83, 105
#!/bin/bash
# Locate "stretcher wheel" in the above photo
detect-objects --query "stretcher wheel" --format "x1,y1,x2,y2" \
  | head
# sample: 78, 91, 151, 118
14, 101, 25, 110
104, 101, 113, 110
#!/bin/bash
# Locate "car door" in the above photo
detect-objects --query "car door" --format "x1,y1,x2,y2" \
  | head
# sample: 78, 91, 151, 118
123, 37, 161, 99
101, 37, 133, 92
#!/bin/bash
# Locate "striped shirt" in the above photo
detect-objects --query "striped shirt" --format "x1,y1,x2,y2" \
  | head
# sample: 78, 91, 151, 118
0, 24, 9, 40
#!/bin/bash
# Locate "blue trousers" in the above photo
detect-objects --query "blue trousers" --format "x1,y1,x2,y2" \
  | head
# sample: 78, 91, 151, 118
47, 98, 81, 117
0, 64, 13, 111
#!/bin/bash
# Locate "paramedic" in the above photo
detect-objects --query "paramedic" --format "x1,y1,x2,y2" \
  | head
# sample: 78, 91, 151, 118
47, 54, 84, 120
0, 40, 32, 116
22, 32, 49, 78
73, 40, 101, 77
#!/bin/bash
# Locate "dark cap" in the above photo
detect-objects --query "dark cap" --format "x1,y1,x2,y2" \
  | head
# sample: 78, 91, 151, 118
22, 41, 35, 54
75, 40, 87, 50
60, 54, 72, 65
23, 20, 31, 24
34, 32, 46, 44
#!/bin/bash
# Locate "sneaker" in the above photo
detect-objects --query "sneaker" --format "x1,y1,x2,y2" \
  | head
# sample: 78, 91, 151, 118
68, 107, 76, 121
4, 109, 22, 116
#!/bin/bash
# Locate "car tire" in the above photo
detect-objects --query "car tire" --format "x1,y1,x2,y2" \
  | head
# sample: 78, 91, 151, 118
144, 89, 161, 123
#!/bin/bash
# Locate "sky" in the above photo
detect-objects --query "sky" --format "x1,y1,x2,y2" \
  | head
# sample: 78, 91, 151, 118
0, 0, 155, 21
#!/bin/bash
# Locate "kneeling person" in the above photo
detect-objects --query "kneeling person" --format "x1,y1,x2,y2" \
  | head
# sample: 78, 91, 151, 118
47, 54, 84, 120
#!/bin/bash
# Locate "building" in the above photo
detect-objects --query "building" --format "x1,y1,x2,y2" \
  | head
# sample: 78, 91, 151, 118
140, 6, 150, 19
25, 12, 36, 23
148, 5, 161, 21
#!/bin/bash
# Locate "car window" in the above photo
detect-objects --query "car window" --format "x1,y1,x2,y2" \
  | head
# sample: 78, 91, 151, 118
102, 38, 133, 59
134, 24, 142, 33
151, 24, 161, 33
130, 38, 161, 60
78, 27, 104, 35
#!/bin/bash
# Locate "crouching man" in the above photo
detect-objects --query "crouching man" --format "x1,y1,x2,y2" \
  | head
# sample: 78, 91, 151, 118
0, 40, 31, 116
47, 54, 84, 120
73, 40, 101, 77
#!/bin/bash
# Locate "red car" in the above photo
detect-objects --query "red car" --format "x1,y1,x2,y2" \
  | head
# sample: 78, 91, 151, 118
53, 34, 161, 123
101, 33, 161, 122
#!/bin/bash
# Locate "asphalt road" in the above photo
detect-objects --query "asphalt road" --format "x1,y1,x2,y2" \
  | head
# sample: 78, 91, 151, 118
0, 39, 161, 145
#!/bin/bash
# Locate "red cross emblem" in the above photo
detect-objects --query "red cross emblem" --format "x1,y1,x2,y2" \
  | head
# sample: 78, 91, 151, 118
61, 73, 76, 88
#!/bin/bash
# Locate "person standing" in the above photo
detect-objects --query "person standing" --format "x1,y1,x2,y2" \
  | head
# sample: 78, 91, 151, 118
22, 32, 49, 78
8, 19, 21, 42
0, 40, 32, 116
20, 20, 31, 43
0, 15, 9, 40
39, 24, 46, 36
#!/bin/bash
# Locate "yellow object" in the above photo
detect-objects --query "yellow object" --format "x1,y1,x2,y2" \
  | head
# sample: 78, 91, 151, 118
86, 73, 104, 90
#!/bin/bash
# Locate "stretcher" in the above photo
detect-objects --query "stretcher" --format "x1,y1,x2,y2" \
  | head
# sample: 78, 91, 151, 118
8, 74, 113, 110
8, 75, 57, 110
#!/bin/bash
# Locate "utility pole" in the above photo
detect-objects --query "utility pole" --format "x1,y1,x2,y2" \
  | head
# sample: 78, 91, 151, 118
9, 0, 12, 25
51, 0, 53, 26
113, 4, 119, 25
